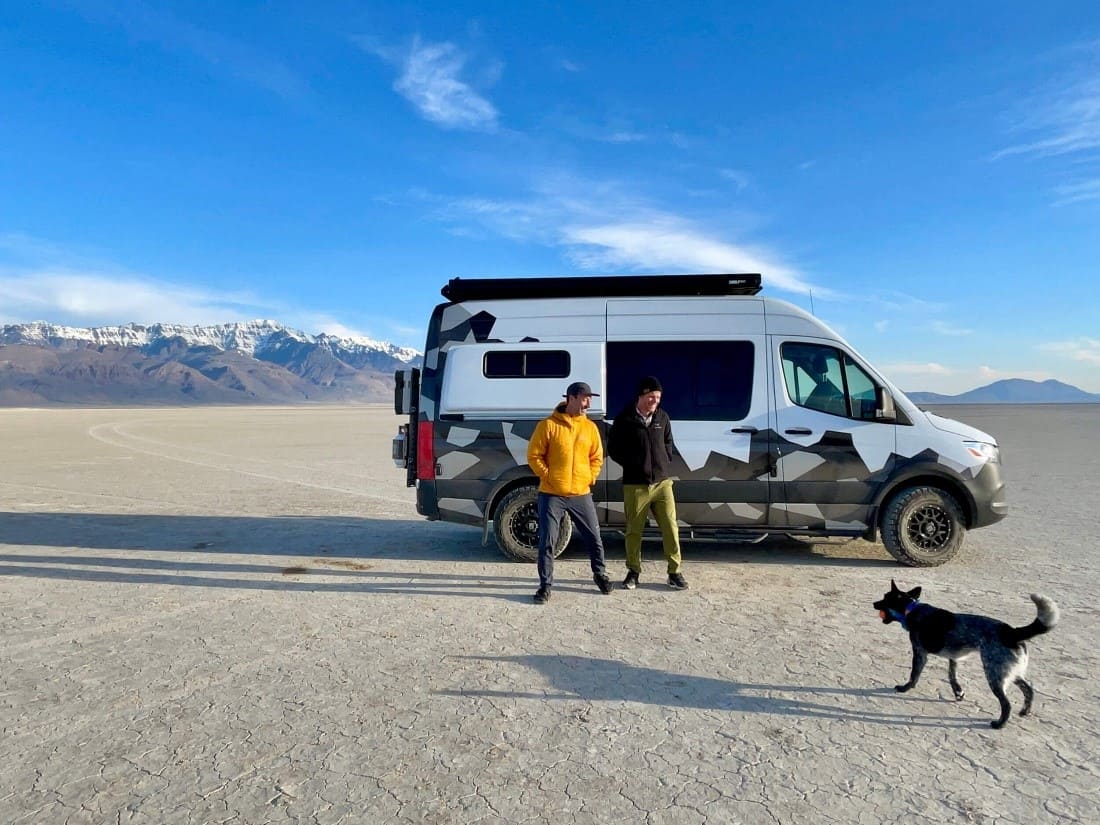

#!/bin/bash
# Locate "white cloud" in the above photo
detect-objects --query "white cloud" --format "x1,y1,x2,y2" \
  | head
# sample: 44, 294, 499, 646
368, 36, 498, 131
72, 0, 307, 100
0, 268, 269, 328
930, 320, 973, 337
1052, 177, 1100, 205
562, 220, 815, 294
995, 74, 1100, 160
437, 178, 824, 297
994, 42, 1100, 203
884, 362, 955, 377
1040, 337, 1100, 364
719, 169, 751, 191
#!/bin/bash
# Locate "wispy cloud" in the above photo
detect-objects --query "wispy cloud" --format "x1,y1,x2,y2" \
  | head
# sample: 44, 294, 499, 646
994, 40, 1100, 203
69, 0, 307, 99
434, 177, 821, 296
930, 320, 973, 337
0, 268, 269, 327
719, 169, 751, 191
995, 76, 1100, 161
1040, 337, 1100, 365
1052, 177, 1100, 205
363, 36, 498, 131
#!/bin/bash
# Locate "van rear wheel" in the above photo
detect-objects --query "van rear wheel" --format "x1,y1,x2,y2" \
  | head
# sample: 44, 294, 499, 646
493, 485, 572, 562
881, 485, 965, 566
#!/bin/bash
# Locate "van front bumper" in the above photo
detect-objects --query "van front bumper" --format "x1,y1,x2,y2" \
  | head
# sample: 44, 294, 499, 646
969, 460, 1007, 528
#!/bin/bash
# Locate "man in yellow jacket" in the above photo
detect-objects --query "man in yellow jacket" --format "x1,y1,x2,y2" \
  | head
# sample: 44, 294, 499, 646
527, 381, 614, 604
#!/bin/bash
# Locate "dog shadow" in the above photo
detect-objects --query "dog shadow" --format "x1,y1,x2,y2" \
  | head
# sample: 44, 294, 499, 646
436, 654, 983, 727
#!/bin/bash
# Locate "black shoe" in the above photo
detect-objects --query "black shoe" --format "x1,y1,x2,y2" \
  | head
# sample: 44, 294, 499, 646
594, 574, 613, 595
668, 572, 689, 590
533, 586, 550, 604
622, 570, 639, 590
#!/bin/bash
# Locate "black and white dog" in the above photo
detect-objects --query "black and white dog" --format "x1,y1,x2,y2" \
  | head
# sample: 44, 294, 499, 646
873, 580, 1059, 728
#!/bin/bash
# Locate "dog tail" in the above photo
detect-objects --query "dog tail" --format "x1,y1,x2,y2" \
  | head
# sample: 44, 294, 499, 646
1007, 594, 1060, 644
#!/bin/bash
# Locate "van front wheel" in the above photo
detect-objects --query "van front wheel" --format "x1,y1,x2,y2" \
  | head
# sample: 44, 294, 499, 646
881, 486, 965, 566
493, 486, 572, 562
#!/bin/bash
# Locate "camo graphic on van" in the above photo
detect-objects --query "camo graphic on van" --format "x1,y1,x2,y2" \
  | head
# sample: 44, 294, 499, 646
426, 413, 983, 532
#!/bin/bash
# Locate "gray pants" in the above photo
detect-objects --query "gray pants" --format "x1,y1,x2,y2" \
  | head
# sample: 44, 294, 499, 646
537, 492, 607, 589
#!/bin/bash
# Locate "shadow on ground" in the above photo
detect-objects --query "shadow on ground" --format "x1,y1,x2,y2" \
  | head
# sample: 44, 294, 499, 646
0, 511, 894, 566
436, 654, 979, 728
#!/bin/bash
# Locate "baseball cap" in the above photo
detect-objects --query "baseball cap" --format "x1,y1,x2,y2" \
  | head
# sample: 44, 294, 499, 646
564, 381, 600, 397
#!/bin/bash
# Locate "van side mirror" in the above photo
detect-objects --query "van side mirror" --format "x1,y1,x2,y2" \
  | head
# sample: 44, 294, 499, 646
875, 387, 897, 422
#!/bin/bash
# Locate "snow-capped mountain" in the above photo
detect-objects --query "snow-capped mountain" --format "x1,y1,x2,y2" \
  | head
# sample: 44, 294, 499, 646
1, 320, 420, 363
0, 320, 422, 406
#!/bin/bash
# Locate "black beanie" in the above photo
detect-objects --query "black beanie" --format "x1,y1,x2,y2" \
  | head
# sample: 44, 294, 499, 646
636, 375, 663, 396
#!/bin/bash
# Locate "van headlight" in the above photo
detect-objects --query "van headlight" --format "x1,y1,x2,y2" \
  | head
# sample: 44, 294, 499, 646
965, 441, 1000, 463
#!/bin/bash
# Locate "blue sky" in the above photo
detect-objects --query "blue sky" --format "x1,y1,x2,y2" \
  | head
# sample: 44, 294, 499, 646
1, 1, 1098, 394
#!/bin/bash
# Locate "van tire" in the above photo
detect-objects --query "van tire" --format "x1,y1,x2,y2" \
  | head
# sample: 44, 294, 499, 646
493, 485, 572, 562
881, 485, 965, 567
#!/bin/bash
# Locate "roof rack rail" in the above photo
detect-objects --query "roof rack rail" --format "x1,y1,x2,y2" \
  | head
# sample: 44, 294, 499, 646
441, 273, 762, 302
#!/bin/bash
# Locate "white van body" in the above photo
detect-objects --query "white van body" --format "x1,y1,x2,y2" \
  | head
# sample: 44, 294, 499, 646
394, 274, 1006, 566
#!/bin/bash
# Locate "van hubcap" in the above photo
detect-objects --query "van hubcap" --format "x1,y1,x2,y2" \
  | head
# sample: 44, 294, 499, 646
907, 504, 951, 549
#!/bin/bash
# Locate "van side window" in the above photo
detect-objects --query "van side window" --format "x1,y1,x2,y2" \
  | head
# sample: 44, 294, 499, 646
781, 342, 879, 419
843, 354, 879, 421
606, 341, 754, 421
483, 350, 570, 379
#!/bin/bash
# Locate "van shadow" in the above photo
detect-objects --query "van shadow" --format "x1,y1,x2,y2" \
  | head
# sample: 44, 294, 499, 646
0, 512, 895, 567
0, 511, 495, 560
437, 654, 979, 728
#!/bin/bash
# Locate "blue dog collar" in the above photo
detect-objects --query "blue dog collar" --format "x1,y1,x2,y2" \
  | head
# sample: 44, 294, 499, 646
888, 600, 920, 629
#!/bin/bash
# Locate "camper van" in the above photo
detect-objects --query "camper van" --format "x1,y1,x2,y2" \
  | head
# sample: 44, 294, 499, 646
392, 274, 1005, 567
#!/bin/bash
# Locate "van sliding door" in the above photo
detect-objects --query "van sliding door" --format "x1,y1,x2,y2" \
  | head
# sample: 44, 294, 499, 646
603, 300, 773, 529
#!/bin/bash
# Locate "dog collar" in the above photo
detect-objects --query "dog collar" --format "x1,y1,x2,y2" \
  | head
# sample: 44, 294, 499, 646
888, 600, 920, 629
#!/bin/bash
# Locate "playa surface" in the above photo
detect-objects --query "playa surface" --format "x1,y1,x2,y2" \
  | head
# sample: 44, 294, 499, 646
1, 403, 1096, 824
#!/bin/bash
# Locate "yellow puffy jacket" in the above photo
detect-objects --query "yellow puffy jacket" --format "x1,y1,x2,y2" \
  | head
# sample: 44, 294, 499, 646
527, 404, 604, 496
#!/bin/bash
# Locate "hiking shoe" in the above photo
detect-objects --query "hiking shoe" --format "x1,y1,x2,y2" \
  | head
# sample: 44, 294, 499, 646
533, 587, 551, 604
595, 574, 614, 595
622, 570, 639, 590
668, 572, 689, 590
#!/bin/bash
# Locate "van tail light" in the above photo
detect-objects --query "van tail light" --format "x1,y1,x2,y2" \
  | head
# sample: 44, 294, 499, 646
417, 420, 435, 480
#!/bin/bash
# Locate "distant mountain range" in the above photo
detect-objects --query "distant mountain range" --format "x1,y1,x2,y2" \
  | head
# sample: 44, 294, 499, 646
0, 320, 420, 406
1, 323, 1096, 407
907, 379, 1100, 404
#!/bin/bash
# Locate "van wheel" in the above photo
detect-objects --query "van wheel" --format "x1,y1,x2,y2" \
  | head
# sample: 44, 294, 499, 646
881, 486, 965, 566
493, 486, 572, 562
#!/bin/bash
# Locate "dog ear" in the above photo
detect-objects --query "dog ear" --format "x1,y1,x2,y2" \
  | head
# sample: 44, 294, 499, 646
890, 579, 900, 592
908, 586, 922, 599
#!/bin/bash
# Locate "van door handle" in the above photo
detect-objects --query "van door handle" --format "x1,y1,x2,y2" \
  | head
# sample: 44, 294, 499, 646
730, 426, 757, 434
784, 427, 813, 436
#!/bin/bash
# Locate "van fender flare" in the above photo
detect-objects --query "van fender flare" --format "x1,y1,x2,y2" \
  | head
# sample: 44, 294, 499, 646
870, 463, 978, 533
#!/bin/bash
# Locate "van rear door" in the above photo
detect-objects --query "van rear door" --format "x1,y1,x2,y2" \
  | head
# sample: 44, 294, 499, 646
604, 299, 773, 529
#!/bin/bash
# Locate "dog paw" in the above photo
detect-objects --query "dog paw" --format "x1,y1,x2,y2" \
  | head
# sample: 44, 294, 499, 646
953, 692, 965, 701
894, 684, 911, 693
990, 719, 1005, 729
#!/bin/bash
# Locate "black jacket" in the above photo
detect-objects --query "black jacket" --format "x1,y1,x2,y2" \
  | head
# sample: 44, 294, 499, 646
607, 403, 678, 485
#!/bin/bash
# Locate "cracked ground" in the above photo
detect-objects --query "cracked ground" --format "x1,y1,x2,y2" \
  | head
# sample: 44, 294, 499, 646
1, 405, 1096, 823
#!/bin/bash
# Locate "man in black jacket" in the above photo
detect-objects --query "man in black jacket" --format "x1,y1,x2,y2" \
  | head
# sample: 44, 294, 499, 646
607, 376, 688, 590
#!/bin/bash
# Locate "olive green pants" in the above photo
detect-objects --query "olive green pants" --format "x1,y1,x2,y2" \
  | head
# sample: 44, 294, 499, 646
623, 479, 682, 575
